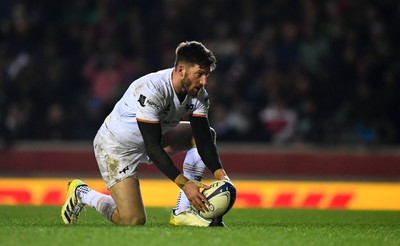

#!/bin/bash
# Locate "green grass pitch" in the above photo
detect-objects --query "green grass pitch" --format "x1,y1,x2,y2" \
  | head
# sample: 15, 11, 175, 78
0, 206, 399, 246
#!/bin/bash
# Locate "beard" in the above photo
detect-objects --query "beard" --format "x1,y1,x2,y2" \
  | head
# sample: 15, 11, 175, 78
182, 76, 200, 97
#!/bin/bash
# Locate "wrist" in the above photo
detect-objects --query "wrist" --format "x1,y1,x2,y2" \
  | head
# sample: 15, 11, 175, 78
174, 174, 189, 189
214, 168, 230, 181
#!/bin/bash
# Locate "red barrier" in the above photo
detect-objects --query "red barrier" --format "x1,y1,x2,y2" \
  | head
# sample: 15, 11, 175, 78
1, 143, 400, 179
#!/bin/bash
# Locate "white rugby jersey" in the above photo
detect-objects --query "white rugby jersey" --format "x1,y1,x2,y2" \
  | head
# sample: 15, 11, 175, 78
102, 68, 209, 147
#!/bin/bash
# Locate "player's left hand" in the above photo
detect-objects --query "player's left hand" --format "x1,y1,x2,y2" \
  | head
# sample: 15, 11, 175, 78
214, 169, 231, 181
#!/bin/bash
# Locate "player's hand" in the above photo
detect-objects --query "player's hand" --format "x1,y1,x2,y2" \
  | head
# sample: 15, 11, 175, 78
182, 180, 210, 213
214, 169, 231, 181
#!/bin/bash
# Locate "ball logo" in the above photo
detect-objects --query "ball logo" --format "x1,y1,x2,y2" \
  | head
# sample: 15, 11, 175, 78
209, 182, 220, 188
208, 204, 215, 212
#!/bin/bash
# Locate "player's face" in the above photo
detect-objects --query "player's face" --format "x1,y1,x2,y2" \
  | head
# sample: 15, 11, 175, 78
182, 65, 210, 97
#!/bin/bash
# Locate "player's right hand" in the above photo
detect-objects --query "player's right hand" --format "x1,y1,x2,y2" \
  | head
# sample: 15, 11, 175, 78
182, 180, 210, 212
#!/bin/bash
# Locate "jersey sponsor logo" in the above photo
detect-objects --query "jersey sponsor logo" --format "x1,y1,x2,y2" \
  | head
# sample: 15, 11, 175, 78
185, 103, 194, 111
138, 94, 146, 107
146, 99, 160, 110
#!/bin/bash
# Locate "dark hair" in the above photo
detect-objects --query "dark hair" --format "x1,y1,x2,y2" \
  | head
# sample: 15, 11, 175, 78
174, 41, 217, 71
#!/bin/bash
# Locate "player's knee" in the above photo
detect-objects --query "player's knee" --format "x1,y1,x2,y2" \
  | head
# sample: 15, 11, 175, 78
123, 216, 146, 225
116, 212, 146, 225
128, 216, 146, 225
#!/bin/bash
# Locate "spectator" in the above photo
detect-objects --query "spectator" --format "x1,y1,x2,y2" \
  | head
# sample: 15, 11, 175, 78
259, 100, 297, 145
0, 0, 399, 145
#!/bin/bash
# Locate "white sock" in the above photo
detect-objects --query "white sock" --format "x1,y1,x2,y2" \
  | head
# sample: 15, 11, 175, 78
175, 148, 206, 214
96, 196, 117, 221
77, 186, 116, 221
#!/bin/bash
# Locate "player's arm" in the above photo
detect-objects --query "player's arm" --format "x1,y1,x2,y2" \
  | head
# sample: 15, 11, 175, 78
136, 119, 210, 211
189, 115, 230, 181
190, 115, 231, 227
137, 119, 180, 180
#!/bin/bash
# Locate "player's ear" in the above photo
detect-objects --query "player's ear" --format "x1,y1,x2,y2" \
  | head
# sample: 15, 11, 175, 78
177, 64, 186, 78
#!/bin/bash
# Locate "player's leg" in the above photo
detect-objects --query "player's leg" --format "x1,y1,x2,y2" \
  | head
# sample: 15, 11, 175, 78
61, 177, 119, 224
162, 121, 212, 226
173, 144, 206, 214
61, 126, 146, 225
92, 128, 146, 225
162, 121, 217, 157
163, 122, 216, 212
161, 121, 193, 154
108, 177, 146, 225
61, 177, 145, 225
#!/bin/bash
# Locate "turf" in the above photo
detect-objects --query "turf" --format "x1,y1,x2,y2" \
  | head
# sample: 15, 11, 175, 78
0, 206, 399, 246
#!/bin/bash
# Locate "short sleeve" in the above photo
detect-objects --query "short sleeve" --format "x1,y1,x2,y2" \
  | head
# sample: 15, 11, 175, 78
134, 82, 164, 122
192, 88, 209, 117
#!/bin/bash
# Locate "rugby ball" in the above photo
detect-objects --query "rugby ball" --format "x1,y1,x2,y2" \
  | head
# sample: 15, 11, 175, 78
199, 180, 236, 219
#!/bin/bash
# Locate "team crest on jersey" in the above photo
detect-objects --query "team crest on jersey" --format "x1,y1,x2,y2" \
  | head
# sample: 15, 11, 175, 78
138, 94, 146, 107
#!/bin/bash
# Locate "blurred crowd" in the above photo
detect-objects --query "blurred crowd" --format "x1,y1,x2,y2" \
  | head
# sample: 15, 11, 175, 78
0, 0, 399, 148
